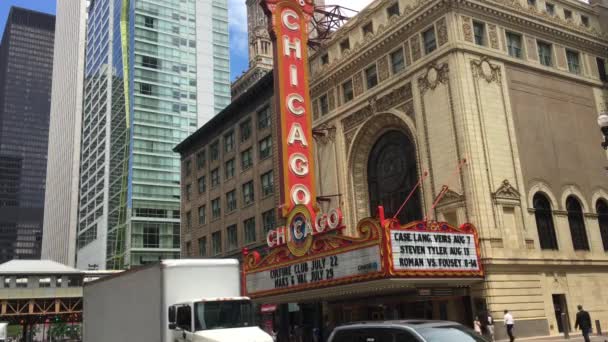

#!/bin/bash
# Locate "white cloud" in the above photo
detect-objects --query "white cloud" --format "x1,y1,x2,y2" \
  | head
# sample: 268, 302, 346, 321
228, 0, 249, 58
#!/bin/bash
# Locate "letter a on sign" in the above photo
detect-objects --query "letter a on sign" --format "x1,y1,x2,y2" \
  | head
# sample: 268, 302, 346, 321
261, 0, 317, 219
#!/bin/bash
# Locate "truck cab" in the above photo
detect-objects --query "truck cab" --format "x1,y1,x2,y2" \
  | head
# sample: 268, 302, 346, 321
168, 297, 272, 342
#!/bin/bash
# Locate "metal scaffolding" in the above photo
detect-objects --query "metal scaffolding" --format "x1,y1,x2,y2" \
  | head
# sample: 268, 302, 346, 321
309, 4, 358, 49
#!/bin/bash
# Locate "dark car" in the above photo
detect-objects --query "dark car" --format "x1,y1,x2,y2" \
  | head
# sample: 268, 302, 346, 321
328, 320, 489, 342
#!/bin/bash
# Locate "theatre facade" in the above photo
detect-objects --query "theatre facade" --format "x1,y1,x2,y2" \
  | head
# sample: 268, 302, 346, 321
239, 0, 608, 339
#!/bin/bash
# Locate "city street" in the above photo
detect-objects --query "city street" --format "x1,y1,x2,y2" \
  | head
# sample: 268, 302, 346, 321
498, 335, 608, 342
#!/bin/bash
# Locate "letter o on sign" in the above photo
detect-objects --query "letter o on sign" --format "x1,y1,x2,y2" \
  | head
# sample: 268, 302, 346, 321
327, 208, 343, 229
289, 153, 309, 177
291, 184, 311, 205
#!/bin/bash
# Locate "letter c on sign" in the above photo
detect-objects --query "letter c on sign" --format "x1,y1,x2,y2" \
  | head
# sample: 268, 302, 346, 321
289, 153, 309, 177
287, 94, 305, 116
266, 230, 276, 247
291, 184, 311, 205
281, 9, 299, 31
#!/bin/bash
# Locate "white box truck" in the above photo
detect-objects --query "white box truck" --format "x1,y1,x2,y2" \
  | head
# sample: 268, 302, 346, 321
83, 259, 272, 342
0, 322, 7, 342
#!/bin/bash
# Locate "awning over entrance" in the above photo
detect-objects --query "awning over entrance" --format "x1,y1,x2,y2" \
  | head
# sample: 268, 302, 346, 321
253, 277, 483, 304
243, 218, 484, 303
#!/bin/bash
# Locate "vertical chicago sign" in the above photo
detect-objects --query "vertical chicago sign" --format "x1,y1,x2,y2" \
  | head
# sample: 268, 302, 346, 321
263, 0, 320, 256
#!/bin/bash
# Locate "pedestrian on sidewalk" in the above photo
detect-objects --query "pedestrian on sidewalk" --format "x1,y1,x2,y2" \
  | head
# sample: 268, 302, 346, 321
504, 309, 515, 342
574, 304, 592, 342
485, 312, 495, 342
474, 316, 482, 335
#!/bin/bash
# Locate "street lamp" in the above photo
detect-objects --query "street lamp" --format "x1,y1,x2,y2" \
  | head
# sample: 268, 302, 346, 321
598, 111, 608, 150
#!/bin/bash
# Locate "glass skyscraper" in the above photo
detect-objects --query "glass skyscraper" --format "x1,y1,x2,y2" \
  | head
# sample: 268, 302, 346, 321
77, 0, 230, 269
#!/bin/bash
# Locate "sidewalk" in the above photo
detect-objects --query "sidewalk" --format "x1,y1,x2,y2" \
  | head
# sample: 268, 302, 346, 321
497, 334, 608, 342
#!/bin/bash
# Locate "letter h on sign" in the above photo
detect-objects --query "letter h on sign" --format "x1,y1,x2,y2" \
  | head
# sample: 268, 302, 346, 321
262, 0, 317, 219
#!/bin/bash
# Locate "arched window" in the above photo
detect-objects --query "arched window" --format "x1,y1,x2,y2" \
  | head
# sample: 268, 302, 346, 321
367, 130, 422, 223
566, 196, 589, 251
533, 193, 558, 250
596, 199, 608, 251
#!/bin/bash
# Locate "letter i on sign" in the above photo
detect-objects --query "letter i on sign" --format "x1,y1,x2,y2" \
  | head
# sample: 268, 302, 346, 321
261, 0, 317, 220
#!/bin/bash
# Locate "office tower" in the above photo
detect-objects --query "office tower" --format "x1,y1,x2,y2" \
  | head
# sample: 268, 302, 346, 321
76, 0, 230, 269
42, 0, 89, 267
0, 7, 55, 263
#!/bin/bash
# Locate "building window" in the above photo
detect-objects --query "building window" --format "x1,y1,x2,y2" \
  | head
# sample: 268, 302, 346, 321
258, 106, 271, 129
566, 50, 581, 74
211, 198, 221, 219
142, 56, 158, 69
140, 83, 153, 95
340, 38, 350, 52
172, 224, 180, 248
227, 225, 238, 251
212, 231, 221, 255
185, 184, 192, 201
262, 210, 276, 234
387, 2, 399, 17
243, 181, 255, 205
596, 200, 608, 251
244, 217, 256, 244
362, 21, 373, 36
319, 94, 329, 116
184, 159, 192, 176
4, 277, 10, 288
225, 159, 235, 179
597, 57, 607, 82
533, 193, 559, 250
537, 41, 553, 67
143, 225, 160, 248
423, 27, 437, 54
390, 48, 405, 74
259, 136, 272, 160
198, 176, 206, 194
365, 64, 378, 89
261, 171, 273, 196
211, 168, 220, 187
39, 278, 51, 288
567, 196, 590, 251
198, 205, 206, 225
342, 79, 354, 103
241, 148, 253, 170
506, 32, 523, 59
527, 0, 536, 6
581, 15, 589, 27
473, 21, 486, 46
545, 2, 555, 15
144, 16, 155, 28
240, 118, 252, 142
224, 131, 235, 153
226, 190, 237, 212
210, 141, 219, 160
198, 237, 207, 257
186, 211, 192, 230
196, 150, 206, 169
321, 53, 329, 65
564, 9, 572, 20
16, 277, 27, 288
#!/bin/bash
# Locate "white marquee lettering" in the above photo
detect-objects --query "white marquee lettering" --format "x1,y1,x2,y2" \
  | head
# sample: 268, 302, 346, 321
287, 123, 308, 147
289, 153, 309, 177
289, 65, 298, 87
283, 36, 302, 59
286, 94, 305, 116
291, 184, 311, 205
281, 9, 299, 31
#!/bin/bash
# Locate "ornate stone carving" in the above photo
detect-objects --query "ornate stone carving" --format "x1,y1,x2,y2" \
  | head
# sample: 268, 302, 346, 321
353, 72, 364, 97
410, 35, 421, 61
328, 88, 336, 111
403, 40, 412, 66
437, 188, 465, 208
397, 100, 416, 123
314, 123, 337, 146
492, 179, 521, 204
377, 56, 389, 82
418, 63, 449, 95
462, 16, 473, 43
471, 57, 502, 83
488, 24, 499, 49
436, 17, 448, 46
342, 105, 373, 132
344, 130, 356, 150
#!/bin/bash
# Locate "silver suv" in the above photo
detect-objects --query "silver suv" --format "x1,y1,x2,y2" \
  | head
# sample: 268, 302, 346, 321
328, 320, 489, 342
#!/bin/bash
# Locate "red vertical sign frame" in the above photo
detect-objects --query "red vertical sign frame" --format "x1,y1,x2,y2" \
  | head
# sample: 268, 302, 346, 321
263, 0, 317, 220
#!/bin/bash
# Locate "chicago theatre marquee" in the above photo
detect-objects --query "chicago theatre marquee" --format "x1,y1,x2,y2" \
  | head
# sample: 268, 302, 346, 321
243, 0, 608, 339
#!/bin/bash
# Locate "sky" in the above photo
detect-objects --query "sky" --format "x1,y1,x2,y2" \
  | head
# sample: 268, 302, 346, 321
0, 0, 371, 81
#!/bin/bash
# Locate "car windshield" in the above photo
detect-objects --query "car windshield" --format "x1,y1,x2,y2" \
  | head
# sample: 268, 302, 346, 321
417, 325, 488, 342
194, 300, 255, 331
